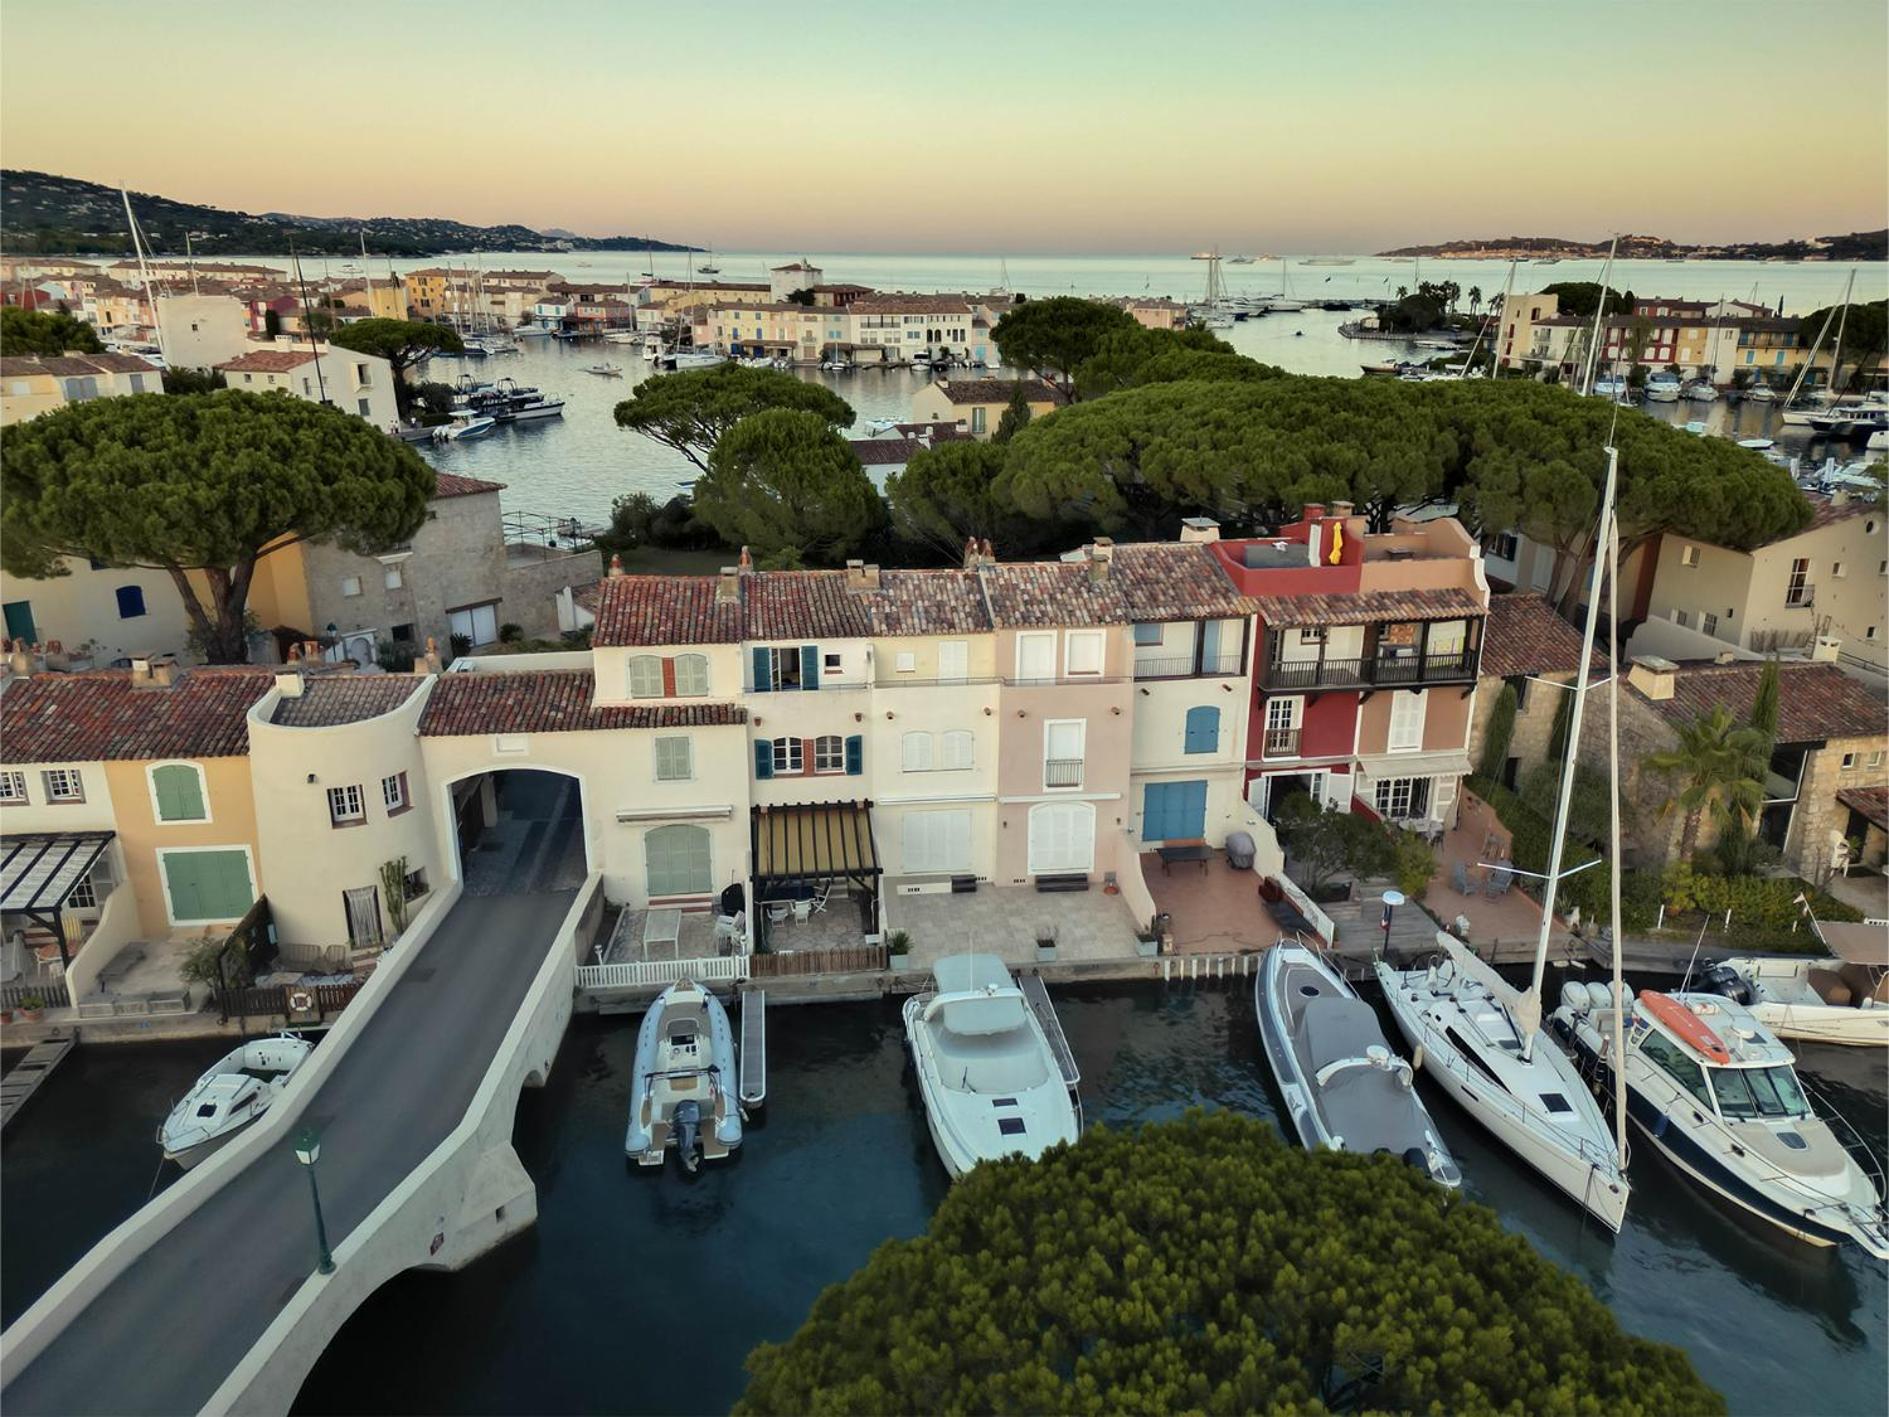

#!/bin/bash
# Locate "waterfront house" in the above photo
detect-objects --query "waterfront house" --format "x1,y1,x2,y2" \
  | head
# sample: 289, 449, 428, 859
154, 292, 254, 370
1114, 296, 1189, 331
847, 295, 987, 367
0, 351, 162, 427
908, 377, 1061, 439
215, 343, 399, 428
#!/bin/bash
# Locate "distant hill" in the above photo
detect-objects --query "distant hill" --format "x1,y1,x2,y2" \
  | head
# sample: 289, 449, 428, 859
1378, 230, 1889, 262
0, 170, 698, 258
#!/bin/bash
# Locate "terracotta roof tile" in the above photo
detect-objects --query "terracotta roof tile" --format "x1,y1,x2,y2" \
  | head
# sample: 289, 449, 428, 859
1110, 543, 1254, 622
431, 472, 506, 499
270, 676, 422, 727
1249, 586, 1487, 628
419, 670, 745, 736
590, 575, 743, 647
864, 571, 992, 635
0, 354, 158, 377
217, 349, 320, 373
1838, 785, 1889, 833
1639, 661, 1885, 744
977, 560, 1127, 627
744, 572, 873, 641
934, 377, 1061, 406
849, 437, 919, 466
1480, 595, 1606, 679
0, 668, 272, 763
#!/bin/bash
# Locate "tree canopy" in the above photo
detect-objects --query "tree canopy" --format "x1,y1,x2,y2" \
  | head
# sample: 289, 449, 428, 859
691, 408, 882, 566
0, 390, 434, 661
737, 1112, 1718, 1416
1540, 282, 1635, 319
991, 296, 1140, 400
1798, 298, 1887, 394
1072, 324, 1278, 400
884, 440, 1013, 559
325, 319, 464, 417
614, 363, 855, 473
1, 306, 103, 356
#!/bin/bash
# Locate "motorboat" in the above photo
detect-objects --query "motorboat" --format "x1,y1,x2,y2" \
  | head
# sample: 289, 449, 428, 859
584, 363, 624, 378
1255, 940, 1460, 1187
669, 349, 724, 371
1868, 428, 1889, 453
1643, 372, 1684, 402
903, 954, 1080, 1180
860, 417, 900, 435
820, 357, 855, 372
1591, 375, 1630, 401
1695, 922, 1888, 1048
159, 1034, 312, 1169
1742, 383, 1778, 401
1553, 986, 1889, 1258
1737, 436, 1775, 451
604, 329, 641, 344
624, 978, 742, 1172
1684, 420, 1709, 436
1682, 380, 1720, 402
643, 336, 665, 361
433, 413, 497, 441
460, 377, 564, 423
1376, 935, 1629, 1229
514, 324, 553, 339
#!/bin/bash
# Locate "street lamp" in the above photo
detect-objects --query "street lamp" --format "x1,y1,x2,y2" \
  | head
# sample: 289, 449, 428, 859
293, 1126, 335, 1276
1379, 889, 1406, 956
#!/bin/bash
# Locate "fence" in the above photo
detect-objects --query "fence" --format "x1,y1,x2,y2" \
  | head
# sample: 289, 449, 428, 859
749, 945, 888, 977
577, 955, 743, 991
0, 978, 72, 1011
271, 941, 353, 973
221, 979, 365, 1025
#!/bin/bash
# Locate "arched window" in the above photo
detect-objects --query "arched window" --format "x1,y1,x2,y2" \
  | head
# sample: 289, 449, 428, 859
940, 730, 975, 770
148, 761, 209, 823
1183, 705, 1220, 754
1027, 801, 1095, 875
673, 653, 709, 696
627, 655, 663, 698
645, 824, 712, 898
901, 731, 934, 771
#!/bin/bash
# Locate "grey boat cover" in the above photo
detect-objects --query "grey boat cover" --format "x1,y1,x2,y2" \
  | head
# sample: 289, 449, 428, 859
1299, 996, 1430, 1158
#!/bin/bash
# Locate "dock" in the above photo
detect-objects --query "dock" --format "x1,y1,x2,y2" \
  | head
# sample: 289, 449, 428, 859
739, 988, 766, 1107
1018, 973, 1081, 1090
1, 1029, 76, 1131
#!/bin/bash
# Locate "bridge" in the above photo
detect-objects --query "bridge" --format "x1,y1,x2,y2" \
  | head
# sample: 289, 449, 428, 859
1, 778, 600, 1416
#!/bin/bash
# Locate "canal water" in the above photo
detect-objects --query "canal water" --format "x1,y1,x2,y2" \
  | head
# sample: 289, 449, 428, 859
6, 986, 1881, 1414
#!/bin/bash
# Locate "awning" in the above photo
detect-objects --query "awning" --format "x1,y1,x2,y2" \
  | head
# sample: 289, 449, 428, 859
1355, 750, 1473, 781
1820, 921, 1889, 970
0, 832, 115, 915
752, 802, 880, 883
1837, 786, 1889, 834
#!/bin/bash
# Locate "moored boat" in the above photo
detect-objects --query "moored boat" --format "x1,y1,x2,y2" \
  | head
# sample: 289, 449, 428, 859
1696, 922, 1889, 1048
624, 978, 742, 1172
1644, 372, 1683, 402
159, 1034, 312, 1169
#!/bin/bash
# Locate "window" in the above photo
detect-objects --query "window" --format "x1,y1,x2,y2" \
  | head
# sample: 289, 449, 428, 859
354, 362, 370, 384
1044, 719, 1085, 789
1387, 690, 1426, 752
1015, 631, 1056, 683
340, 575, 363, 598
449, 602, 500, 647
150, 763, 208, 822
391, 622, 416, 643
645, 823, 712, 898
328, 784, 366, 825
403, 866, 429, 901
1702, 612, 1719, 637
1064, 629, 1105, 678
811, 734, 846, 773
67, 871, 98, 909
937, 640, 968, 683
382, 772, 409, 813
1785, 557, 1811, 607
1488, 531, 1519, 561
1374, 775, 1432, 821
383, 564, 403, 590
1673, 608, 1691, 628
1841, 752, 1856, 770
823, 651, 843, 674
902, 731, 934, 771
756, 644, 812, 691
1264, 696, 1302, 757
771, 737, 805, 774
1027, 800, 1095, 874
655, 736, 693, 781
673, 654, 709, 696
159, 849, 254, 925
1710, 1064, 1809, 1120
894, 651, 917, 674
116, 585, 146, 618
1298, 627, 1327, 646
1679, 544, 1699, 567
1184, 705, 1220, 754
940, 730, 975, 770
42, 769, 84, 803
1831, 561, 1845, 579
628, 655, 663, 698
358, 398, 372, 417
1133, 623, 1163, 646
0, 771, 26, 802
1867, 751, 1883, 769
1635, 1030, 1712, 1108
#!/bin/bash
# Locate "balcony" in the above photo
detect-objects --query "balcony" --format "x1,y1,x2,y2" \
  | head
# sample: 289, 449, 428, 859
1259, 650, 1478, 692
1263, 656, 1366, 691
1044, 758, 1085, 788
1262, 727, 1301, 757
1133, 652, 1245, 681
1371, 651, 1477, 686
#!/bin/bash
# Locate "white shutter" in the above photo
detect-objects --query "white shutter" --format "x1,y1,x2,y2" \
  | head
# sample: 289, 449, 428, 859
940, 730, 974, 770
1028, 802, 1095, 874
904, 810, 972, 873
1065, 630, 1104, 677
937, 640, 968, 683
1045, 720, 1085, 760
1017, 632, 1055, 682
901, 732, 933, 771
1388, 691, 1426, 752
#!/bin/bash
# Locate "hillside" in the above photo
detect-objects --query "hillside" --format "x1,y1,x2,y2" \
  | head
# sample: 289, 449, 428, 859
1378, 230, 1889, 262
0, 170, 698, 258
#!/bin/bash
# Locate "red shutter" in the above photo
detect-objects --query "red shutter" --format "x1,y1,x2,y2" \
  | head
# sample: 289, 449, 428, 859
661, 658, 677, 697
801, 738, 815, 776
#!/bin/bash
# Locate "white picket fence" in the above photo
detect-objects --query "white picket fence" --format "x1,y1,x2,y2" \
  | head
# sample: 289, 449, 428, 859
576, 954, 743, 991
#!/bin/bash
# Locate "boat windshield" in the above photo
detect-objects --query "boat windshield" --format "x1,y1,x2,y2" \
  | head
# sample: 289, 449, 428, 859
1710, 1065, 1810, 1120
1636, 1030, 1713, 1109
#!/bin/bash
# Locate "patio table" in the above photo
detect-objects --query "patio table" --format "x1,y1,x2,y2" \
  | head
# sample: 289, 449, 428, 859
642, 908, 683, 957
1157, 844, 1213, 875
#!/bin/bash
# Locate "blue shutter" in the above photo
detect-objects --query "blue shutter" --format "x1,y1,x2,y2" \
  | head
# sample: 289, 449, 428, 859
751, 647, 772, 692
1200, 619, 1220, 668
1178, 780, 1208, 838
1145, 781, 1209, 842
1184, 705, 1219, 754
844, 734, 863, 775
753, 740, 774, 779
1143, 783, 1173, 842
800, 644, 820, 690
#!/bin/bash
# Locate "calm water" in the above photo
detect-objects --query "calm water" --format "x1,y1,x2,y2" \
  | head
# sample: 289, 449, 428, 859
8, 988, 1879, 1414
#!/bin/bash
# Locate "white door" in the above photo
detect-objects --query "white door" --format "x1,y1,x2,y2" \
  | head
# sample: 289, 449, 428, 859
1016, 632, 1056, 683
1388, 690, 1426, 752
450, 603, 499, 647
937, 640, 968, 683
1027, 802, 1095, 875
903, 810, 972, 873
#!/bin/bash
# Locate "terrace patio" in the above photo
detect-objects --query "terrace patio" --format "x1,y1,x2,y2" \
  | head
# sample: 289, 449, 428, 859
885, 882, 1142, 971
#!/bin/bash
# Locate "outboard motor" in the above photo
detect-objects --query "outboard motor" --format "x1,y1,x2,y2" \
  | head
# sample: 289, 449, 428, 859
673, 1099, 703, 1174
1695, 963, 1753, 1007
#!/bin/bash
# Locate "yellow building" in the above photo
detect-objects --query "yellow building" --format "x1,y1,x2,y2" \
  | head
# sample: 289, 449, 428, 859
909, 377, 1062, 439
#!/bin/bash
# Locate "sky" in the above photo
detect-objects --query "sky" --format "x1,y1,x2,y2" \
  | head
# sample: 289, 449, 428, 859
4, 1, 1886, 255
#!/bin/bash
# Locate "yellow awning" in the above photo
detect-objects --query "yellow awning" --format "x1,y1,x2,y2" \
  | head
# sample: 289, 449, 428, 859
753, 803, 880, 883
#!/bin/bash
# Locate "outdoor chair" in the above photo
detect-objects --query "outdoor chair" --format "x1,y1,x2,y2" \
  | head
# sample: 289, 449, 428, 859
807, 880, 834, 915
1485, 868, 1514, 899
1451, 861, 1471, 896
764, 901, 793, 927
714, 911, 744, 947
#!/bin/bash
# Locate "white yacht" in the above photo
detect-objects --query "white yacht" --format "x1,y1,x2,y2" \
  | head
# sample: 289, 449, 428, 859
1682, 380, 1719, 402
584, 363, 624, 378
624, 978, 742, 1172
1590, 375, 1630, 401
669, 349, 724, 371
1697, 923, 1888, 1048
1377, 936, 1629, 1228
1257, 941, 1460, 1187
433, 412, 497, 441
159, 1034, 312, 1169
1643, 372, 1684, 402
903, 954, 1080, 1180
1553, 986, 1889, 1258
1742, 383, 1778, 401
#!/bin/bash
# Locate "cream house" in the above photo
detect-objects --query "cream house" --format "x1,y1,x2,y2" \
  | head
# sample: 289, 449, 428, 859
908, 377, 1061, 439
0, 352, 163, 426
215, 343, 398, 429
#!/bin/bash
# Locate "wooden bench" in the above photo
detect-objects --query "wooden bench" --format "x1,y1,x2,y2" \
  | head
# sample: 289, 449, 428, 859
1156, 840, 1213, 875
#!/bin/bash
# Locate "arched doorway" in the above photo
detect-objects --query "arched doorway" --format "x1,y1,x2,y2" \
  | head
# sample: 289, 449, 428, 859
444, 767, 589, 895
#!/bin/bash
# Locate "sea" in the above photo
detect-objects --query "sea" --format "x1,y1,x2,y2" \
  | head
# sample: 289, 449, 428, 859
214, 252, 1889, 532
4, 987, 1884, 1415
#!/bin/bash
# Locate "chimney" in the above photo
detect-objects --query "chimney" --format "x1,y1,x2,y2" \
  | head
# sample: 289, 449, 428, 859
1301, 502, 1326, 525
421, 636, 444, 674
151, 655, 179, 687
1179, 517, 1220, 544
1811, 634, 1842, 663
1829, 488, 1850, 507
845, 559, 880, 591
717, 565, 740, 603
607, 552, 625, 577
1331, 500, 1355, 520
9, 639, 34, 677
1628, 654, 1677, 701
963, 535, 981, 569
738, 545, 753, 573
1088, 537, 1114, 582
275, 669, 306, 698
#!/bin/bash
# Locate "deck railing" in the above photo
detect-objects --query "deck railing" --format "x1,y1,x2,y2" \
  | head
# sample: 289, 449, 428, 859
1134, 652, 1245, 680
1044, 758, 1085, 788
748, 945, 887, 977
1261, 650, 1478, 690
577, 954, 743, 990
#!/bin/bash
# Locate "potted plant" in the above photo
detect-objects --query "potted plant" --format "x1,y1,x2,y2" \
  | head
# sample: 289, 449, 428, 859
19, 994, 45, 1023
1035, 926, 1058, 964
1135, 925, 1160, 959
886, 929, 912, 965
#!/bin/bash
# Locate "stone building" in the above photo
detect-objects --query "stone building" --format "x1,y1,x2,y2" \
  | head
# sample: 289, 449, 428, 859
1468, 595, 1606, 790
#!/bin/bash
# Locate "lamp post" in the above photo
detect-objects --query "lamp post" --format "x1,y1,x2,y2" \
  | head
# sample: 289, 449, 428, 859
1380, 889, 1406, 957
293, 1127, 335, 1275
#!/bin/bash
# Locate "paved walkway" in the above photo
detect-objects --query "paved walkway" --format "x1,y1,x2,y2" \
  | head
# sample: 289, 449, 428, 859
1142, 853, 1273, 953
888, 884, 1140, 970
4, 792, 582, 1414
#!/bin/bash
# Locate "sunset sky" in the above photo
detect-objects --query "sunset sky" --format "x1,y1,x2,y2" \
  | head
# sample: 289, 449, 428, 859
4, 0, 1885, 254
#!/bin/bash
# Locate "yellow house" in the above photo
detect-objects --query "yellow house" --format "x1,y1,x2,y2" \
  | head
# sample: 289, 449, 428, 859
0, 353, 164, 426
908, 377, 1062, 439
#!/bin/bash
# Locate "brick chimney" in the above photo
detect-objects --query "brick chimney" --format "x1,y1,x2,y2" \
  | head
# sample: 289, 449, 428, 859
607, 552, 625, 578
1830, 488, 1850, 508
845, 559, 881, 590
129, 654, 179, 689
1627, 654, 1677, 701
1179, 517, 1220, 544
421, 636, 444, 674
738, 545, 754, 573
963, 535, 981, 569
1088, 537, 1114, 582
717, 565, 740, 603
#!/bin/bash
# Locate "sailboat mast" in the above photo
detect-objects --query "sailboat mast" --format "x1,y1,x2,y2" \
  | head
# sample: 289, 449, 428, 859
120, 182, 167, 361
1828, 268, 1855, 398
1604, 451, 1628, 1164
1578, 237, 1619, 397
1783, 287, 1844, 409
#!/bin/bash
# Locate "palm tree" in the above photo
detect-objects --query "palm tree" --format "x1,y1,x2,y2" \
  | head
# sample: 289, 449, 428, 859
1467, 285, 1483, 314
1647, 705, 1769, 862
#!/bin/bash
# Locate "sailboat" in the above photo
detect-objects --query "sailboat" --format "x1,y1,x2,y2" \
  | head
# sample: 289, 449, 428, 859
698, 244, 721, 276
1374, 241, 1633, 1233
1779, 270, 1854, 426
1264, 257, 1306, 312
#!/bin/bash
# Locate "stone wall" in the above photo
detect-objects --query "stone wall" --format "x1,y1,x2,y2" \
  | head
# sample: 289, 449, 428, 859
1469, 672, 1573, 785
1575, 685, 1684, 867
502, 549, 597, 641
1790, 736, 1888, 883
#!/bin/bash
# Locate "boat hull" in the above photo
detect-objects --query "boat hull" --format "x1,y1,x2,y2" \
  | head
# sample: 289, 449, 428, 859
162, 1112, 258, 1170
1750, 1000, 1889, 1047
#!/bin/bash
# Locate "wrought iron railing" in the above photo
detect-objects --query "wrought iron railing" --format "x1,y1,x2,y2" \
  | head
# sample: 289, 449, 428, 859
1369, 651, 1477, 685
1261, 648, 1479, 691
1134, 652, 1246, 680
1263, 656, 1366, 690
1044, 758, 1085, 788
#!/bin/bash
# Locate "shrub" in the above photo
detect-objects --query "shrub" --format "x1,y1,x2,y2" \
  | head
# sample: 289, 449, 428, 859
1477, 681, 1516, 782
498, 622, 524, 644
1390, 828, 1435, 900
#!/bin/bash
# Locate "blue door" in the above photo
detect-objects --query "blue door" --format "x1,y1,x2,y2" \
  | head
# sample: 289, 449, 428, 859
1143, 780, 1208, 842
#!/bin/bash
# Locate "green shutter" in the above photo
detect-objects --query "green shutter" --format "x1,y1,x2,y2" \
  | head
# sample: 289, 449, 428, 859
152, 764, 206, 821
163, 850, 252, 922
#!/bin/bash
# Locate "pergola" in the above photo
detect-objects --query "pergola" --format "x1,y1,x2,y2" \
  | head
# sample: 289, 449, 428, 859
0, 831, 116, 970
750, 802, 881, 945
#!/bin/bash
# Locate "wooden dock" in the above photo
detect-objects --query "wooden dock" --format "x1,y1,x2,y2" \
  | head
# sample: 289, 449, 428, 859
739, 989, 766, 1107
1018, 973, 1081, 1090
1, 1030, 76, 1131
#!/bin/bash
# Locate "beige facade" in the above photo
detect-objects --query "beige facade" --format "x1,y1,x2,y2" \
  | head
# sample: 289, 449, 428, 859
215, 343, 398, 429
0, 353, 164, 426
155, 293, 252, 370
101, 756, 261, 938
908, 379, 1059, 439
